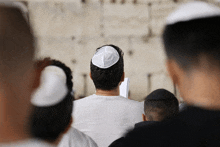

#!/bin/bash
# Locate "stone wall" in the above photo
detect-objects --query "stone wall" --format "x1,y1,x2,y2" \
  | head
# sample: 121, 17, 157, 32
22, 0, 220, 101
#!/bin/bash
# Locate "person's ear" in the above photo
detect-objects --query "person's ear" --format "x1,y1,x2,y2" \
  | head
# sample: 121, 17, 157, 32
89, 72, 92, 80
142, 114, 147, 121
120, 72, 125, 82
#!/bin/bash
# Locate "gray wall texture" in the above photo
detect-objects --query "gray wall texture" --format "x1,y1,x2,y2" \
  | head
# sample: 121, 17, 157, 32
21, 0, 219, 101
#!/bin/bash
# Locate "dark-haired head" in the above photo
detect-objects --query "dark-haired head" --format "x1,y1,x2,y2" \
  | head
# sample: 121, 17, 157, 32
144, 89, 179, 121
31, 58, 74, 143
31, 93, 73, 142
163, 16, 220, 71
162, 14, 220, 108
90, 44, 124, 90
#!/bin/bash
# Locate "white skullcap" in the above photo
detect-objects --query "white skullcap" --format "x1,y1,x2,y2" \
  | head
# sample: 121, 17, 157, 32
92, 46, 119, 69
31, 66, 68, 107
166, 1, 220, 25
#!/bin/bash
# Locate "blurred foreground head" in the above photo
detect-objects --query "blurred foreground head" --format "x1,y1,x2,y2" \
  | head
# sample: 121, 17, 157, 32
0, 4, 38, 143
143, 89, 179, 121
163, 1, 220, 110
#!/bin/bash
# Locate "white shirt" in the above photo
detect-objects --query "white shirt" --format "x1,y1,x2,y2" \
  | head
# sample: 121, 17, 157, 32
72, 94, 144, 147
0, 139, 55, 147
58, 127, 98, 147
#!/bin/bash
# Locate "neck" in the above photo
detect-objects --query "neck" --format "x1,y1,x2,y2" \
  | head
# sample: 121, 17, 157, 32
0, 122, 30, 143
0, 96, 30, 143
181, 70, 220, 110
0, 112, 30, 143
96, 87, 119, 96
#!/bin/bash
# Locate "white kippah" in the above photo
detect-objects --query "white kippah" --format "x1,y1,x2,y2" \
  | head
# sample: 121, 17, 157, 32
166, 1, 220, 25
92, 46, 120, 69
31, 66, 68, 107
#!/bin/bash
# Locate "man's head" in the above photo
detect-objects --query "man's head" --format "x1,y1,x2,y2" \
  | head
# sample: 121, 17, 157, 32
0, 4, 39, 141
31, 59, 73, 143
90, 45, 124, 90
143, 89, 179, 121
162, 2, 220, 107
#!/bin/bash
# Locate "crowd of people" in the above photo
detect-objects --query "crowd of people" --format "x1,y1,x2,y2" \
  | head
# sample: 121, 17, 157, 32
1, 1, 220, 147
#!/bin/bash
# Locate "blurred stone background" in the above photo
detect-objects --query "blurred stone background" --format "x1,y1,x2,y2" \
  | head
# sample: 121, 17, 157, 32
18, 0, 220, 101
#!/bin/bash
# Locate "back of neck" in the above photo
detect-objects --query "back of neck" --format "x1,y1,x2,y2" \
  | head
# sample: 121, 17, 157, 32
96, 87, 119, 96
183, 70, 220, 110
0, 98, 30, 143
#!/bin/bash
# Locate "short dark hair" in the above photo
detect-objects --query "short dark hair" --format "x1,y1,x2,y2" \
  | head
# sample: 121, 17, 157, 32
162, 16, 220, 70
31, 58, 74, 142
144, 89, 179, 121
90, 44, 124, 90
30, 93, 73, 142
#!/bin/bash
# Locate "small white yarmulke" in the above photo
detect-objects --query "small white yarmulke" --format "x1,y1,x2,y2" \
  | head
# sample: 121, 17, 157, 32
92, 46, 119, 69
166, 1, 220, 25
31, 66, 68, 107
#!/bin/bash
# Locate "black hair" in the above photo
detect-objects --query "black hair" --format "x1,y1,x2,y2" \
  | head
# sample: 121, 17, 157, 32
31, 58, 74, 142
162, 16, 220, 70
144, 89, 179, 121
30, 93, 73, 142
90, 44, 124, 90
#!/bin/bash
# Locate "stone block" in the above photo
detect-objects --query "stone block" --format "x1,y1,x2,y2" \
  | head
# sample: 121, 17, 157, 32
128, 37, 166, 74
138, 0, 173, 4
103, 3, 149, 36
29, 1, 102, 38
81, 3, 102, 37
128, 71, 152, 101
149, 2, 180, 36
151, 2, 178, 19
150, 18, 166, 36
35, 36, 79, 75
104, 3, 149, 19
151, 73, 174, 95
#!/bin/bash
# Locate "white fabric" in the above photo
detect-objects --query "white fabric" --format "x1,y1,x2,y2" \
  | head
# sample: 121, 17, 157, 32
72, 94, 144, 147
92, 46, 119, 69
31, 66, 68, 107
0, 139, 55, 147
119, 78, 130, 98
166, 1, 220, 25
58, 127, 98, 147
